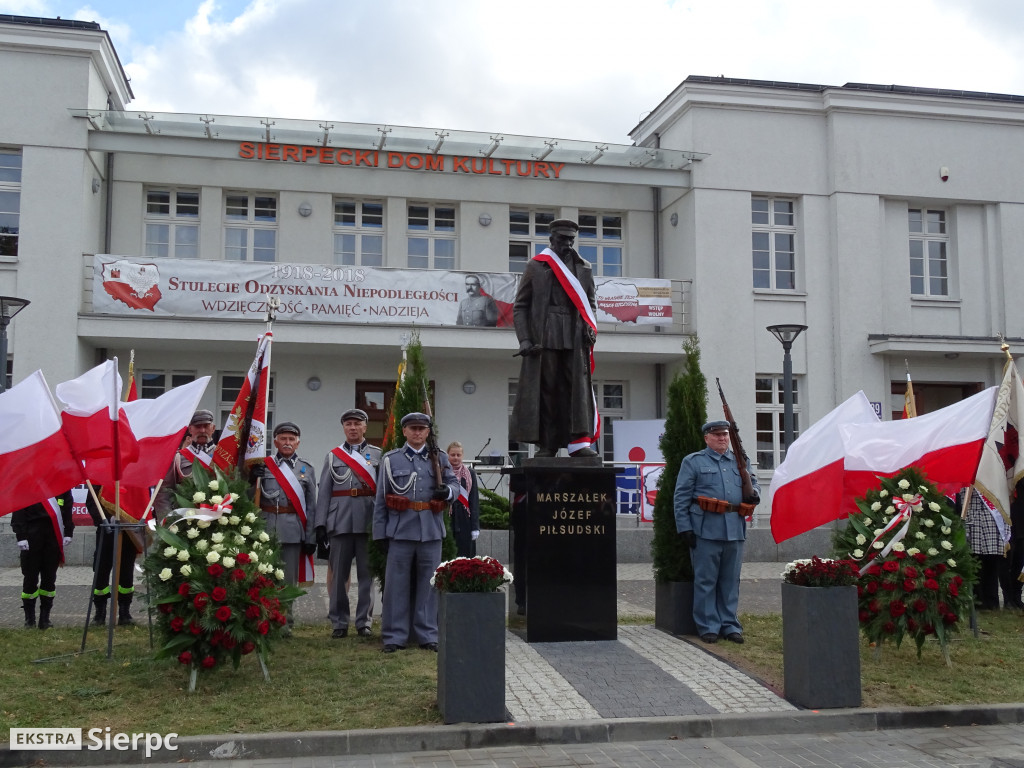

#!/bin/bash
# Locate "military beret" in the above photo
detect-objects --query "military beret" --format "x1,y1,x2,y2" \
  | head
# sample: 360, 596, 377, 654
549, 218, 579, 236
702, 420, 731, 435
190, 409, 215, 426
340, 408, 369, 424
401, 412, 431, 428
273, 421, 301, 437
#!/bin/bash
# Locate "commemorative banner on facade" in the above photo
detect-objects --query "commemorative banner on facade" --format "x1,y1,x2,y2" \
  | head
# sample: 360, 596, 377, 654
92, 255, 673, 328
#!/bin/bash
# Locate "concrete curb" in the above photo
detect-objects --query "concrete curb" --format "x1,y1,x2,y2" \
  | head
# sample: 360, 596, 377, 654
6, 703, 1024, 766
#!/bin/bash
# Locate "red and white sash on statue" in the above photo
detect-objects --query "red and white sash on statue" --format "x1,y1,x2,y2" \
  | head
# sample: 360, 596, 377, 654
533, 248, 601, 453
43, 496, 66, 564
264, 458, 314, 583
180, 445, 213, 470
329, 446, 378, 494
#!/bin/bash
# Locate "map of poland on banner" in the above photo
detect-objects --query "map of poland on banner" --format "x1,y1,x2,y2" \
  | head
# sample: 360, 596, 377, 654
101, 259, 163, 312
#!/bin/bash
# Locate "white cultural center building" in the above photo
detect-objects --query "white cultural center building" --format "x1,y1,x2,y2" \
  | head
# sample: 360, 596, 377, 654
2, 14, 1023, 542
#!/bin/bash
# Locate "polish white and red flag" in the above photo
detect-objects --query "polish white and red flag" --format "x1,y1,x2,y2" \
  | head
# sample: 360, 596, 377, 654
974, 359, 1024, 524
119, 377, 211, 491
99, 367, 151, 522
839, 386, 997, 515
0, 371, 85, 517
56, 359, 139, 486
213, 332, 272, 474
769, 391, 879, 543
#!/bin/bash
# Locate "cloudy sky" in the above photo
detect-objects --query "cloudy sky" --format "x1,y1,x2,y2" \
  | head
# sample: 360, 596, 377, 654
4, 0, 1024, 145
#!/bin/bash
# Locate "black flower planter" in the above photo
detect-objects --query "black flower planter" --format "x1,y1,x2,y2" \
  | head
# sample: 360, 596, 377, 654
654, 580, 697, 636
437, 591, 506, 724
782, 582, 861, 709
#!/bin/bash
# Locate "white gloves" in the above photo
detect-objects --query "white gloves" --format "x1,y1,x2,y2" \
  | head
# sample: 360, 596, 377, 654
471, 530, 480, 541
17, 540, 29, 551
63, 537, 72, 546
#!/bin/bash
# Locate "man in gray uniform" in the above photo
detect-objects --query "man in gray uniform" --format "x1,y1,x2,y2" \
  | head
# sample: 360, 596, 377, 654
372, 412, 460, 653
154, 409, 216, 517
673, 420, 760, 645
256, 422, 317, 595
315, 408, 381, 639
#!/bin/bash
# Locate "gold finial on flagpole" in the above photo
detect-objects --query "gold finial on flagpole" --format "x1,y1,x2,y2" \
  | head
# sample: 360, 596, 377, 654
998, 333, 1012, 360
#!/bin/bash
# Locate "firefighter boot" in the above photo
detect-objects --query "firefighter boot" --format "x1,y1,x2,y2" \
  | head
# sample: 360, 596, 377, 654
22, 598, 36, 628
117, 594, 135, 626
92, 596, 108, 625
38, 596, 53, 630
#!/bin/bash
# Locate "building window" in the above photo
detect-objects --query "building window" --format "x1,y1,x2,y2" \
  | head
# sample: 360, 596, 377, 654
755, 375, 801, 471
219, 372, 275, 444
407, 203, 456, 269
0, 149, 22, 257
138, 370, 197, 399
224, 193, 277, 262
145, 188, 199, 258
909, 208, 948, 296
578, 212, 623, 276
333, 199, 384, 266
752, 197, 796, 290
509, 208, 555, 273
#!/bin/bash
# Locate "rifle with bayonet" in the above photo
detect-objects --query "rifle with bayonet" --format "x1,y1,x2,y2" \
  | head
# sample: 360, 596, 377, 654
715, 378, 757, 504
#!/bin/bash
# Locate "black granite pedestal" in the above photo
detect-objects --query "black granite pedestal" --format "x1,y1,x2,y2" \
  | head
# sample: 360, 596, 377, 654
505, 460, 617, 642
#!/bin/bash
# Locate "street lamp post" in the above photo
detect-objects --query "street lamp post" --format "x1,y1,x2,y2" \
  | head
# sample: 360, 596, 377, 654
0, 296, 31, 393
766, 324, 807, 454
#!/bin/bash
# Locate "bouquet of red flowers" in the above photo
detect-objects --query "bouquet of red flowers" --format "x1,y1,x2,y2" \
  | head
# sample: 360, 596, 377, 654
431, 556, 513, 593
782, 556, 859, 587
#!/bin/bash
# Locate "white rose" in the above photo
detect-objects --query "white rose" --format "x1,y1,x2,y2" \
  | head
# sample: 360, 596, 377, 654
947, 559, 957, 568
158, 568, 173, 581
195, 540, 209, 552
928, 547, 939, 556
929, 502, 941, 512
193, 492, 206, 503
885, 506, 895, 515
852, 549, 864, 559
229, 516, 240, 525
898, 479, 910, 489
186, 528, 200, 539
222, 556, 235, 568
249, 552, 259, 563
180, 564, 192, 576
924, 519, 935, 528
912, 504, 923, 513
941, 526, 951, 535
259, 532, 270, 543
208, 480, 219, 491
212, 543, 224, 553
892, 542, 905, 552
218, 516, 229, 526
234, 535, 246, 545
206, 551, 220, 563
168, 524, 179, 534
870, 502, 881, 512
230, 493, 240, 502
855, 534, 866, 545
240, 525, 252, 536
198, 520, 211, 529
915, 532, 926, 540
176, 549, 190, 562
873, 528, 884, 537
245, 512, 256, 522
873, 541, 884, 550
940, 540, 952, 550
163, 546, 177, 558
907, 547, 920, 556
211, 532, 224, 544
274, 568, 285, 580
210, 495, 224, 505
258, 562, 271, 573
880, 490, 889, 498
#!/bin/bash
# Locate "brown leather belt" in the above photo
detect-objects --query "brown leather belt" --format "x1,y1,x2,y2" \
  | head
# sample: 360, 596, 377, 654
260, 502, 297, 515
385, 493, 445, 513
332, 488, 374, 497
697, 496, 756, 515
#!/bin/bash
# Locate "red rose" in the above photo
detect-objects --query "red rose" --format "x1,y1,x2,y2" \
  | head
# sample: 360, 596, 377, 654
178, 583, 191, 596
215, 605, 232, 622
903, 567, 918, 579
247, 587, 262, 601
159, 603, 173, 615
230, 569, 246, 582
948, 582, 959, 597
868, 565, 882, 576
189, 621, 202, 635
894, 550, 906, 560
210, 629, 223, 646
867, 581, 879, 594
240, 641, 256, 655
952, 575, 964, 587
178, 651, 192, 665
236, 552, 251, 564
170, 617, 185, 632
924, 568, 936, 578
913, 598, 927, 613
903, 579, 917, 592
882, 560, 899, 573
858, 610, 870, 622
913, 552, 927, 563
868, 599, 880, 613
258, 620, 270, 635
207, 563, 224, 578
246, 605, 261, 620
273, 612, 287, 626
201, 655, 216, 669
924, 578, 940, 591
222, 635, 237, 650
935, 563, 947, 574
889, 600, 907, 617
943, 613, 957, 624
194, 592, 210, 610
212, 586, 227, 602
883, 621, 896, 633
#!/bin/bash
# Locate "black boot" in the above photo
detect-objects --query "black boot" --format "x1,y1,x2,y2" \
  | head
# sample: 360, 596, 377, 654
38, 596, 53, 630
22, 598, 36, 629
92, 596, 108, 625
117, 595, 135, 626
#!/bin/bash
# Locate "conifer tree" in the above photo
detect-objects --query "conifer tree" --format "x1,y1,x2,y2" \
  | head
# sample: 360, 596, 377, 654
651, 335, 708, 582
